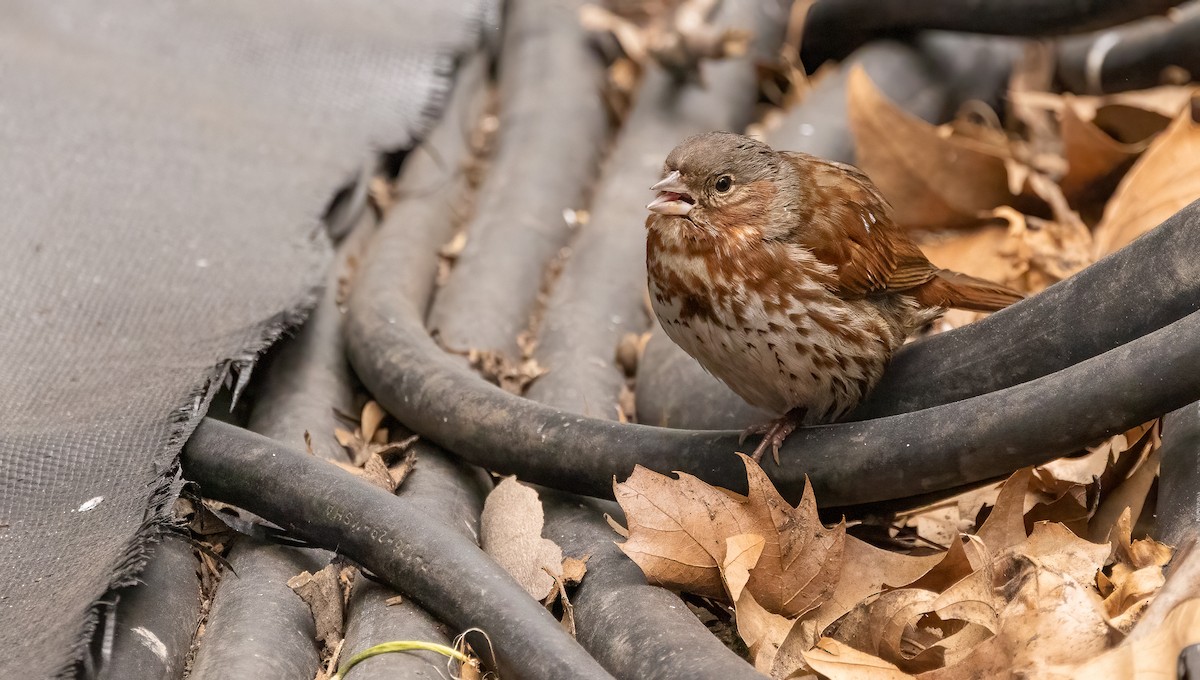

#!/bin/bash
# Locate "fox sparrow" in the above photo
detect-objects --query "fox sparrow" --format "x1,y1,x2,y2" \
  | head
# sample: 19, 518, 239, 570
645, 132, 1022, 463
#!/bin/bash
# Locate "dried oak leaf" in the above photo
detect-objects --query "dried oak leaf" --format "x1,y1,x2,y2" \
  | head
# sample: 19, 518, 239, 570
783, 471, 1114, 679
848, 66, 1013, 230
481, 477, 564, 601
1089, 445, 1161, 545
894, 482, 1004, 549
1068, 598, 1200, 678
1057, 95, 1147, 200
1019, 521, 1110, 588
808, 537, 944, 637
975, 468, 1034, 557
802, 637, 911, 679
1014, 85, 1195, 142
615, 454, 844, 617
1098, 507, 1173, 632
735, 588, 798, 674
820, 553, 1112, 679
1093, 102, 1200, 256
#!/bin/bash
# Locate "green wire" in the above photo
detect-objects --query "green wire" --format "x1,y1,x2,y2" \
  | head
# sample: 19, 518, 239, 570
333, 640, 473, 680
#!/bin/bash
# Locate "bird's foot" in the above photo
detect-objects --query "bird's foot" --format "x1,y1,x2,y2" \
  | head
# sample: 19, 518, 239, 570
742, 410, 802, 465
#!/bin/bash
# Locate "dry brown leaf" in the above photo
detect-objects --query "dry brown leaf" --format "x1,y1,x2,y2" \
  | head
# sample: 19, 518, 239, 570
1105, 563, 1167, 632
1058, 96, 1147, 199
468, 349, 547, 395
561, 555, 589, 585
803, 638, 912, 679
334, 427, 358, 451
1037, 446, 1111, 488
287, 563, 346, 650
828, 587, 942, 672
1096, 507, 1174, 631
1024, 466, 1098, 536
617, 457, 845, 617
808, 537, 944, 636
1111, 507, 1174, 573
906, 535, 988, 593
1089, 447, 1161, 545
736, 588, 799, 674
387, 448, 417, 488
894, 482, 1004, 548
360, 401, 386, 443
359, 453, 396, 492
724, 533, 766, 602
1068, 598, 1200, 679
331, 402, 416, 468
975, 468, 1034, 557
830, 556, 1111, 678
1093, 102, 1200, 256
557, 573, 578, 636
480, 477, 563, 601
997, 558, 1115, 675
1014, 86, 1196, 125
615, 467, 748, 600
1017, 522, 1111, 588
848, 67, 1012, 230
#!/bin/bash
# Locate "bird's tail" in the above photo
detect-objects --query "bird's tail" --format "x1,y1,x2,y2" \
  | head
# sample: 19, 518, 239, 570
915, 270, 1024, 312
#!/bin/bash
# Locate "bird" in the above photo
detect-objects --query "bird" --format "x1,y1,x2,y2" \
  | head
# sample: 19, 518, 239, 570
644, 131, 1023, 464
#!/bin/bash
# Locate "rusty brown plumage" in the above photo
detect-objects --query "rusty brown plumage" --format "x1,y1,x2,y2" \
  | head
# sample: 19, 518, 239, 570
645, 132, 1022, 462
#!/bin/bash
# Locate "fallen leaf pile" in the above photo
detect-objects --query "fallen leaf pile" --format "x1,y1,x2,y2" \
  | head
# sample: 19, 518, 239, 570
845, 60, 1200, 331
328, 400, 417, 492
613, 445, 1190, 678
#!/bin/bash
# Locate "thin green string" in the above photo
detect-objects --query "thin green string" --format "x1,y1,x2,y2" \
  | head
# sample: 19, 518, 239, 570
333, 640, 472, 679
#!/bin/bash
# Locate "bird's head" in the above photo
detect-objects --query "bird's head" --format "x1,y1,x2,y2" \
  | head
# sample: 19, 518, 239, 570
646, 131, 785, 243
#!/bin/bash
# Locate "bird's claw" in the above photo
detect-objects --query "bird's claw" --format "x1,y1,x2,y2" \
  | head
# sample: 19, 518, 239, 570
745, 417, 797, 466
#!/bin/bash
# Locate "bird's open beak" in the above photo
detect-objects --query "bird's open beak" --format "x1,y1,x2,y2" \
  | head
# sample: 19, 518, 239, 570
647, 170, 694, 215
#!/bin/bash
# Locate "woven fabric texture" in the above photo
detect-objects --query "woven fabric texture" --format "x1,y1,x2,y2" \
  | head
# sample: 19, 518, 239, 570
0, 2, 487, 675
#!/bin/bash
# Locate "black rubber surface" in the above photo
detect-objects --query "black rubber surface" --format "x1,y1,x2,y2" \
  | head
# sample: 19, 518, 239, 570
340, 447, 492, 680
99, 536, 201, 680
182, 420, 615, 680
800, 0, 1185, 69
1158, 402, 1200, 548
1058, 5, 1200, 94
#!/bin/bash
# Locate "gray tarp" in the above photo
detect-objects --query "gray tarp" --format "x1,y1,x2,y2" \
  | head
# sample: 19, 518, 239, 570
0, 2, 490, 675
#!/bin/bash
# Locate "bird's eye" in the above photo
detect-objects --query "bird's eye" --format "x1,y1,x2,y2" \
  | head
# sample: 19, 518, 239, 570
714, 175, 733, 193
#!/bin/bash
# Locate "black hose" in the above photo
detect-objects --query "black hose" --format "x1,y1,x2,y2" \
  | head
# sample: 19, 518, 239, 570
427, 0, 609, 358
187, 539, 325, 680
340, 446, 492, 680
800, 0, 1186, 69
98, 536, 200, 680
1058, 4, 1200, 94
181, 419, 615, 680
1158, 402, 1200, 547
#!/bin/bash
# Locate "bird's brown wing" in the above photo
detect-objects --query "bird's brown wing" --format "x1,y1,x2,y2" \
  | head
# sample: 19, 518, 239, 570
780, 153, 938, 299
